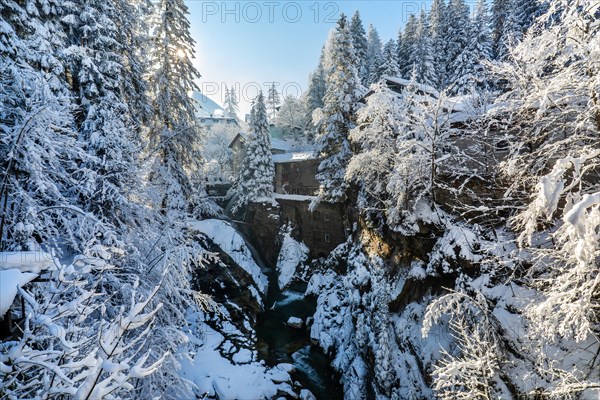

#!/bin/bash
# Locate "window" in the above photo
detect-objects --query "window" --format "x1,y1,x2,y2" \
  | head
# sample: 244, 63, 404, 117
495, 140, 510, 153
314, 211, 321, 220
324, 234, 331, 243
324, 213, 330, 221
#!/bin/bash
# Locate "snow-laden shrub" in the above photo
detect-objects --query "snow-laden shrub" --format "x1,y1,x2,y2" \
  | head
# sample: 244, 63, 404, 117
0, 249, 166, 399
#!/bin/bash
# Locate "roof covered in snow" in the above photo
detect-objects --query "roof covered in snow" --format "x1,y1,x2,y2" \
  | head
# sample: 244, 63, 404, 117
381, 75, 440, 98
270, 138, 292, 152
191, 91, 224, 118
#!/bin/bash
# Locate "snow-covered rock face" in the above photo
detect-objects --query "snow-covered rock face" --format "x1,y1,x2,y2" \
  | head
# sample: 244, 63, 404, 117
190, 219, 268, 301
276, 234, 308, 290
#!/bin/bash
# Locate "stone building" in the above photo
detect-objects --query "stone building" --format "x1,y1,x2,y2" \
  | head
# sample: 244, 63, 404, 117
271, 152, 348, 258
272, 152, 319, 196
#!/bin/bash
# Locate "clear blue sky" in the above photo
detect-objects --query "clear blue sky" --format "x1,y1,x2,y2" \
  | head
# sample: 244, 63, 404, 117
186, 1, 461, 116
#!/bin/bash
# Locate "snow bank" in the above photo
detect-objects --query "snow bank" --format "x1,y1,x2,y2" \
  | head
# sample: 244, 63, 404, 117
181, 324, 298, 400
0, 269, 38, 315
190, 219, 268, 295
276, 234, 308, 289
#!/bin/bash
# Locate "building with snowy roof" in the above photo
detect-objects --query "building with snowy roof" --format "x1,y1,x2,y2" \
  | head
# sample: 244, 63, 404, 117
192, 91, 239, 128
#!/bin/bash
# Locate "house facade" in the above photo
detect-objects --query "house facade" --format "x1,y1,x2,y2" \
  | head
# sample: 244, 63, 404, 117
271, 152, 348, 258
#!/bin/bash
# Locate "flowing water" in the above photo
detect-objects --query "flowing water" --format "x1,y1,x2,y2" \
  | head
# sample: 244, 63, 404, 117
231, 223, 343, 399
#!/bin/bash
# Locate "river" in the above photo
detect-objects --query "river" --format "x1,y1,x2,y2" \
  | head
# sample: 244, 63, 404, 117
233, 223, 343, 399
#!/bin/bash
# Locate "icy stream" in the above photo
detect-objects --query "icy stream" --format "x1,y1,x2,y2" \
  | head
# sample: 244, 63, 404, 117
234, 226, 343, 399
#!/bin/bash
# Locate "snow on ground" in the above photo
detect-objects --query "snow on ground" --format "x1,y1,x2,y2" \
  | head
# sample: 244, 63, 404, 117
180, 315, 300, 400
276, 234, 308, 289
189, 219, 268, 295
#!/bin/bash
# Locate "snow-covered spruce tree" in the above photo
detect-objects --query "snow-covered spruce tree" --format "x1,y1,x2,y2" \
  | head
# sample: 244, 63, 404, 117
224, 85, 239, 119
365, 24, 383, 85
304, 48, 327, 140
499, 0, 547, 59
147, 0, 202, 213
313, 13, 363, 204
234, 91, 274, 210
0, 0, 106, 252
0, 58, 88, 251
448, 0, 493, 94
445, 0, 472, 92
513, 0, 546, 35
399, 14, 418, 78
491, 0, 511, 58
266, 82, 281, 122
378, 39, 400, 78
59, 0, 147, 227
411, 10, 437, 87
429, 0, 449, 87
350, 11, 369, 86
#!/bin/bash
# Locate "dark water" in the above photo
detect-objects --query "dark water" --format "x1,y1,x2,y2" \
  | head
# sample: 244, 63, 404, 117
228, 222, 343, 399
225, 221, 343, 400
255, 278, 343, 400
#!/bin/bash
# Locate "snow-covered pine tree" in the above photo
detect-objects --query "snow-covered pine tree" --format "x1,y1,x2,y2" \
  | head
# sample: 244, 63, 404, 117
445, 0, 472, 91
449, 0, 493, 94
366, 24, 383, 85
224, 85, 239, 119
234, 92, 274, 210
399, 14, 418, 78
304, 51, 327, 141
147, 0, 201, 213
411, 10, 437, 87
58, 0, 148, 227
491, 0, 511, 58
266, 83, 281, 121
378, 39, 401, 78
0, 0, 101, 251
313, 13, 363, 204
350, 11, 369, 86
224, 85, 231, 113
513, 0, 545, 34
429, 0, 449, 87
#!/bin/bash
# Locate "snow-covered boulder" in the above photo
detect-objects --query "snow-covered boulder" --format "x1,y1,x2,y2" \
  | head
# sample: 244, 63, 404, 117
287, 316, 303, 329
300, 389, 317, 400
